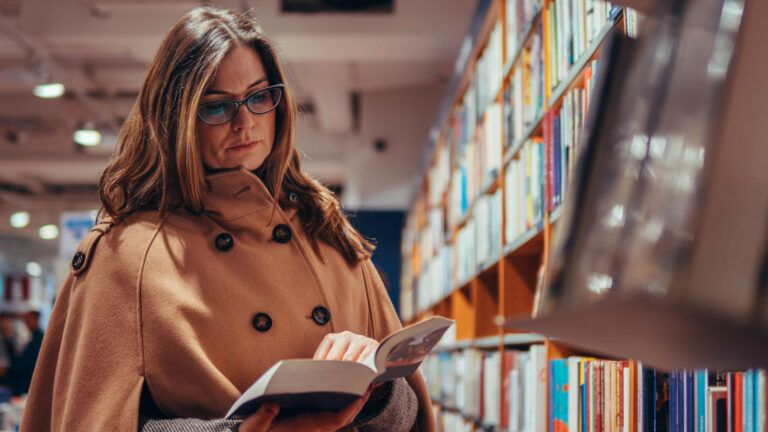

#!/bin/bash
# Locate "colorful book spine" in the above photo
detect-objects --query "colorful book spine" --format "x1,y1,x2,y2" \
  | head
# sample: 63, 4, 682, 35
550, 359, 569, 431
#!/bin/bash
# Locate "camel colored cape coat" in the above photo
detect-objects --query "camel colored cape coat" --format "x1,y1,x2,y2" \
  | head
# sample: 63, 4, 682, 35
21, 168, 435, 432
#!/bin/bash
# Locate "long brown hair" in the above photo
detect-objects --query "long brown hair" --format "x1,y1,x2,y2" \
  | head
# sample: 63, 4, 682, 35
99, 7, 373, 264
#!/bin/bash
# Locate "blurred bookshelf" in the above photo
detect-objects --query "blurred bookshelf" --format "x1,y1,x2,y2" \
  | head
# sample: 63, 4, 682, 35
400, 0, 767, 430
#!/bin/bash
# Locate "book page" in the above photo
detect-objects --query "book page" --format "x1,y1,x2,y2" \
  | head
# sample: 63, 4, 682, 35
370, 316, 453, 383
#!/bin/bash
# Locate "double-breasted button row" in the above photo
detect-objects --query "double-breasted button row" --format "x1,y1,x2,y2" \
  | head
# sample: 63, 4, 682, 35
213, 225, 293, 251
251, 306, 331, 333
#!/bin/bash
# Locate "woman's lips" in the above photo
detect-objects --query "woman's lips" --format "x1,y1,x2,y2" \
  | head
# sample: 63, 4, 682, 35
227, 141, 259, 152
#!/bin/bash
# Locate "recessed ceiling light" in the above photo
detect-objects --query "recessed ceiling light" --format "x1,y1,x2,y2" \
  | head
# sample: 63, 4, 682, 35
39, 224, 59, 240
26, 261, 42, 277
10, 211, 30, 228
33, 82, 65, 99
74, 128, 101, 146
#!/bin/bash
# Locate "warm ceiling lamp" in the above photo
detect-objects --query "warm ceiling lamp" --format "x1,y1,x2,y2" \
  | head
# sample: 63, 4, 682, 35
33, 82, 65, 99
9, 211, 30, 228
39, 224, 59, 240
74, 125, 101, 146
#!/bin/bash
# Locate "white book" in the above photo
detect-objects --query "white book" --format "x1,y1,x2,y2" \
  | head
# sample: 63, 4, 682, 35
568, 357, 582, 431
624, 366, 630, 432
509, 368, 522, 432
226, 317, 453, 418
532, 345, 547, 432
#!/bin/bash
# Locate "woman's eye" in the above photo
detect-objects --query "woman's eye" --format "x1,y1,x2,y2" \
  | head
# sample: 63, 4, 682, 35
204, 102, 227, 114
249, 93, 268, 103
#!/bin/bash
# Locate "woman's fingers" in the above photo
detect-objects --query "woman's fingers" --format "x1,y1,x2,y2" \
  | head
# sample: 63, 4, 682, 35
357, 344, 376, 363
324, 334, 352, 361
239, 403, 279, 432
313, 331, 380, 363
342, 340, 369, 362
312, 336, 332, 360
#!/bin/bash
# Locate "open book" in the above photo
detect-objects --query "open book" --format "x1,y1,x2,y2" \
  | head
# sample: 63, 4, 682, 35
226, 316, 454, 419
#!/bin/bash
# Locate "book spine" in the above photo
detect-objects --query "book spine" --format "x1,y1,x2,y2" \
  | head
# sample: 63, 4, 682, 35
699, 370, 709, 432
735, 373, 743, 432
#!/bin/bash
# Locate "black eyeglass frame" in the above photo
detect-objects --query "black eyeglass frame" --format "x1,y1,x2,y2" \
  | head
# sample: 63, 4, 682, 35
197, 83, 285, 125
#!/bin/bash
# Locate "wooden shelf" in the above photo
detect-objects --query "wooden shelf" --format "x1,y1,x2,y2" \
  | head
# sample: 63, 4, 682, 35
504, 225, 544, 257
503, 12, 543, 81
549, 205, 564, 224
406, 4, 636, 429
433, 333, 545, 352
503, 113, 545, 166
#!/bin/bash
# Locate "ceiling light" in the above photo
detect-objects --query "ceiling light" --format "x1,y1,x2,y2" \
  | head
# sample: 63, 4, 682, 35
74, 128, 101, 146
39, 224, 59, 240
26, 261, 42, 278
33, 82, 65, 99
9, 211, 30, 228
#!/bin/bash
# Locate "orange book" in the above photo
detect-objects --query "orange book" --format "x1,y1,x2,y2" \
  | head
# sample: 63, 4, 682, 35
734, 372, 744, 432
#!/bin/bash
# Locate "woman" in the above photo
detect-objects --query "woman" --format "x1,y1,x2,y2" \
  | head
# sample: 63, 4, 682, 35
22, 7, 433, 432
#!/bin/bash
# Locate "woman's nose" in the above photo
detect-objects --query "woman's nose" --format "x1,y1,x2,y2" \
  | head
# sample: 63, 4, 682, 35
231, 103, 257, 131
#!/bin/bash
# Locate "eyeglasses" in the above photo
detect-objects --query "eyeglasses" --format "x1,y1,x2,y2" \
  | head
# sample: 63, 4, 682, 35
197, 84, 284, 125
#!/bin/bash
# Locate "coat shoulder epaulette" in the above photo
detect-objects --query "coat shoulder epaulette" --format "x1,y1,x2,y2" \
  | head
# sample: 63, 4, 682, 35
70, 216, 116, 276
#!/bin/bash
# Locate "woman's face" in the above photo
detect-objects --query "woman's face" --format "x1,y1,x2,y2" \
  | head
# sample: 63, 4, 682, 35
197, 45, 276, 171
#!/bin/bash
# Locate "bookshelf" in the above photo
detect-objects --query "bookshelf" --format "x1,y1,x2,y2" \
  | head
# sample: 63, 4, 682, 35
401, 0, 768, 430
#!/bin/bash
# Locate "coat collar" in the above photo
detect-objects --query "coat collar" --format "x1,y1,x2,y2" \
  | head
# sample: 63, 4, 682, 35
202, 167, 298, 222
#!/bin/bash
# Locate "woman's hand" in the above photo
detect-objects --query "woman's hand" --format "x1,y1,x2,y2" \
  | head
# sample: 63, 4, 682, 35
238, 390, 371, 432
312, 330, 379, 363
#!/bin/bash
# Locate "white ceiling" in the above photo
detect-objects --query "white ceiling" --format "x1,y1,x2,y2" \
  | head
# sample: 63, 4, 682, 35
0, 0, 476, 246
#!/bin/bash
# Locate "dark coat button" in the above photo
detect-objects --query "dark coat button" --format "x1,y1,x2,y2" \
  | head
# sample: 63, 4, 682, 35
215, 233, 234, 251
72, 251, 86, 270
311, 306, 331, 326
289, 192, 299, 203
272, 224, 292, 244
252, 313, 272, 332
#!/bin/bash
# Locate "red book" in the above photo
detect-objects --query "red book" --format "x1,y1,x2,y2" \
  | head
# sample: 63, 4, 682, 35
734, 372, 743, 432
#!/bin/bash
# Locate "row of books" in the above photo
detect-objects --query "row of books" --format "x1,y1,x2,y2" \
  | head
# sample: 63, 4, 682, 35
476, 21, 504, 117
661, 369, 767, 432
448, 102, 504, 230
505, 138, 546, 243
400, 2, 620, 321
401, 190, 503, 319
546, 0, 620, 91
427, 141, 451, 209
505, 0, 543, 65
433, 408, 475, 432
422, 347, 768, 432
550, 359, 768, 432
422, 345, 549, 430
505, 25, 546, 148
